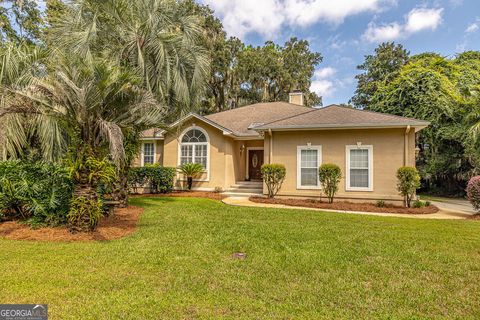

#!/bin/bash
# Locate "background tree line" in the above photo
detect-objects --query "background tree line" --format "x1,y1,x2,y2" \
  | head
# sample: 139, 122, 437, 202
351, 42, 480, 195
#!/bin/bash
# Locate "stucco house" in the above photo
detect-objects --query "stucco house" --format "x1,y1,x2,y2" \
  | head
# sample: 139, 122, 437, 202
135, 92, 429, 204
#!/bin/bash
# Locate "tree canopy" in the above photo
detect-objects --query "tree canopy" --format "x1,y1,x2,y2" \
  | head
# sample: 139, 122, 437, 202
354, 43, 480, 194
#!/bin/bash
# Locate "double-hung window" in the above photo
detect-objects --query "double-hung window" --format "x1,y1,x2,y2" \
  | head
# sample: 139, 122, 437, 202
142, 142, 155, 166
346, 145, 373, 191
180, 128, 208, 169
297, 145, 322, 189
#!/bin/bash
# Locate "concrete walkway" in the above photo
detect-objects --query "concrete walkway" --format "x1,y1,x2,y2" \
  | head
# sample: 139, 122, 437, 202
222, 196, 473, 220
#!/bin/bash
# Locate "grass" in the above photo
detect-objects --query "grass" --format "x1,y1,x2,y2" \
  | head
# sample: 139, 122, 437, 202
1, 197, 480, 319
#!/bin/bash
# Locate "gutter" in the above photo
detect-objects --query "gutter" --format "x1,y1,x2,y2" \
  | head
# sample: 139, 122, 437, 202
404, 125, 411, 166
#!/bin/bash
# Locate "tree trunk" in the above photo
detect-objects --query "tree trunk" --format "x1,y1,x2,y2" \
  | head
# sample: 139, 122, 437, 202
111, 173, 129, 208
187, 177, 193, 190
69, 171, 100, 233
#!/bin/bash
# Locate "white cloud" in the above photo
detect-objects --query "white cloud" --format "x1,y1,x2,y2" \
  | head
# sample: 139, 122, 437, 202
314, 67, 337, 78
310, 67, 337, 98
362, 22, 402, 42
466, 23, 479, 33
202, 0, 390, 39
405, 8, 443, 33
362, 7, 443, 43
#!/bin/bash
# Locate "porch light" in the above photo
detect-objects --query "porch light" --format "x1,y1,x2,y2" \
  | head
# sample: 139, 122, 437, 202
240, 144, 245, 154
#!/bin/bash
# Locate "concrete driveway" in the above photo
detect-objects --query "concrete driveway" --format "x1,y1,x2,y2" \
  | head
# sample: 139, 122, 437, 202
427, 197, 477, 215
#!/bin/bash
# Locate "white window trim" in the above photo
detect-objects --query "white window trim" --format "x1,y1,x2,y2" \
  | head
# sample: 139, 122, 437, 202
141, 141, 156, 166
296, 145, 322, 190
177, 126, 210, 182
345, 145, 373, 192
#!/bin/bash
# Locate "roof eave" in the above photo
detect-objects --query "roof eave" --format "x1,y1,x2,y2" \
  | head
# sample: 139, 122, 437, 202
253, 122, 430, 131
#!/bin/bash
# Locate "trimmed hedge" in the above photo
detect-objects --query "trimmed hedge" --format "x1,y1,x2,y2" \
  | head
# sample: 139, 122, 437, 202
128, 165, 176, 194
466, 176, 480, 212
0, 160, 73, 226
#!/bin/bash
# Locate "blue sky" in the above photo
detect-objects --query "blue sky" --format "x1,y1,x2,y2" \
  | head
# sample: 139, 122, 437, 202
201, 0, 480, 106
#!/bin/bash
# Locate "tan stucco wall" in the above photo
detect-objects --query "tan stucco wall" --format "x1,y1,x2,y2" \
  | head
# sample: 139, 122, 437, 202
162, 119, 232, 190
267, 128, 416, 202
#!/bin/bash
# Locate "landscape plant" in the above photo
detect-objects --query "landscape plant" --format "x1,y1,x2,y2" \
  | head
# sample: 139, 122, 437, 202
261, 164, 286, 198
318, 163, 342, 203
128, 166, 176, 194
179, 163, 204, 190
396, 166, 421, 208
0, 160, 73, 226
466, 176, 480, 212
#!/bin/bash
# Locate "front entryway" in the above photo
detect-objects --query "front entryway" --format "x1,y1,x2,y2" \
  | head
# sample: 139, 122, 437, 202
247, 149, 264, 180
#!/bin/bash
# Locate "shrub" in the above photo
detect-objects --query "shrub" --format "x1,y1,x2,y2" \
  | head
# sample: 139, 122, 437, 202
261, 164, 286, 198
318, 163, 342, 204
466, 176, 480, 212
412, 200, 426, 208
0, 161, 73, 226
376, 200, 386, 208
128, 165, 176, 194
425, 201, 431, 207
179, 163, 204, 190
396, 166, 420, 208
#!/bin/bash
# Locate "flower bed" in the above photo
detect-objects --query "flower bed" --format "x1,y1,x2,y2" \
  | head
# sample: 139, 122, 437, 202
249, 197, 439, 214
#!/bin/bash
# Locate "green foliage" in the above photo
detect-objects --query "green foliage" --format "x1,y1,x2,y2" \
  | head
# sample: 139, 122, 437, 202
67, 156, 116, 186
466, 176, 480, 212
318, 164, 342, 203
129, 166, 176, 194
356, 44, 480, 195
0, 0, 43, 44
0, 160, 73, 226
412, 200, 426, 208
351, 42, 409, 108
179, 163, 204, 190
396, 167, 421, 208
376, 200, 386, 208
187, 0, 323, 112
67, 196, 103, 231
261, 164, 286, 198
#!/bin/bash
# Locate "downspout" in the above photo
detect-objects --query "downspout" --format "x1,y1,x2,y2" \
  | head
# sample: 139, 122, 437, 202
269, 129, 273, 164
404, 125, 411, 166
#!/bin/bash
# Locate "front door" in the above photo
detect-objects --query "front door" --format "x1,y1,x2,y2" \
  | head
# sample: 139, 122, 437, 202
248, 150, 264, 180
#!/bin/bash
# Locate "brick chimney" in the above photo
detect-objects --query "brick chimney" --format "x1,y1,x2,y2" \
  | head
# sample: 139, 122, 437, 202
289, 90, 304, 106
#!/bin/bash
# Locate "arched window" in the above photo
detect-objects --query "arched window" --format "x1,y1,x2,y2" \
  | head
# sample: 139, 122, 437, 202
179, 128, 208, 169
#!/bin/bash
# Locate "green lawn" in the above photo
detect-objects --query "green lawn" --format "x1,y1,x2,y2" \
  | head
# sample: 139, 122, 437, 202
1, 197, 480, 319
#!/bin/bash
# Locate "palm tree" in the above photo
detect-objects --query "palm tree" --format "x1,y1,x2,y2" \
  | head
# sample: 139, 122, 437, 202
1, 54, 164, 230
179, 163, 204, 190
52, 0, 209, 117
48, 0, 209, 204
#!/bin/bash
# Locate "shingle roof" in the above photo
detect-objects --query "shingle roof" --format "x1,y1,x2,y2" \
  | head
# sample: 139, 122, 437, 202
252, 105, 430, 131
204, 102, 311, 137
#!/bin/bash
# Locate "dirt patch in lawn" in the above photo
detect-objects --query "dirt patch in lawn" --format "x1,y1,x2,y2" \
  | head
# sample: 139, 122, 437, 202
131, 191, 225, 201
0, 205, 143, 242
249, 197, 439, 214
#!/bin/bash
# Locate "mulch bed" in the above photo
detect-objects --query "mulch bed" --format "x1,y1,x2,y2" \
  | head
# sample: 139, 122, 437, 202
0, 206, 143, 242
249, 197, 439, 214
468, 214, 480, 220
131, 190, 225, 201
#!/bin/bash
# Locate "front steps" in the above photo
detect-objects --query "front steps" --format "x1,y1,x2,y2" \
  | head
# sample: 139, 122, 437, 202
222, 181, 263, 196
